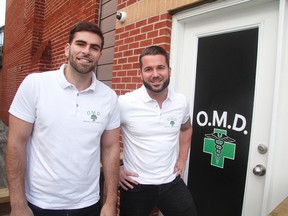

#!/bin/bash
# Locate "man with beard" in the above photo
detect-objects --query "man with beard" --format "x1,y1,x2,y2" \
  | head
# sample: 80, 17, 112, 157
6, 22, 120, 216
118, 46, 198, 216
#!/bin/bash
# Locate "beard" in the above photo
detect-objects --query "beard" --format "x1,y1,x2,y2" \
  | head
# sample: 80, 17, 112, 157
69, 54, 96, 75
143, 77, 170, 93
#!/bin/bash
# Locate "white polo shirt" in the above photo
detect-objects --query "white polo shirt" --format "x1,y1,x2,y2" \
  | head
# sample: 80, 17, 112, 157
119, 85, 190, 184
9, 64, 120, 209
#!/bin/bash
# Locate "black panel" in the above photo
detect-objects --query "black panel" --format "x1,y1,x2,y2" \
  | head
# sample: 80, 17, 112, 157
188, 28, 258, 216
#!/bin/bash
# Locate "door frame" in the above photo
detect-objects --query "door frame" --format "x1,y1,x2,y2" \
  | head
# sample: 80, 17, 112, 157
170, 0, 288, 215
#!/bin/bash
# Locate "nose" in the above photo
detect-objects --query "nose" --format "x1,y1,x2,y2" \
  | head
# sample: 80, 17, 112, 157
151, 68, 160, 77
81, 45, 90, 54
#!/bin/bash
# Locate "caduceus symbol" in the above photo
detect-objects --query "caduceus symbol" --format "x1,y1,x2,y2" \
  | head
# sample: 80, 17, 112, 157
205, 132, 235, 163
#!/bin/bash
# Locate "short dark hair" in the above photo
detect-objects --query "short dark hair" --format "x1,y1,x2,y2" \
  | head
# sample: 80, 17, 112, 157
68, 21, 104, 50
139, 46, 170, 70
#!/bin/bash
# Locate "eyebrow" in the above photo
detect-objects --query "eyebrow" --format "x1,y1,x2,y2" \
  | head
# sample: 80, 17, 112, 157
144, 64, 167, 69
74, 39, 101, 49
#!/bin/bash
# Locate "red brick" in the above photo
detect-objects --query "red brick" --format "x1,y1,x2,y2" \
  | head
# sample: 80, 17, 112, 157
129, 41, 140, 49
127, 70, 139, 76
123, 64, 132, 70
141, 24, 154, 33
135, 33, 146, 41
132, 76, 142, 83
147, 30, 159, 38
128, 56, 138, 62
136, 19, 147, 28
125, 23, 136, 31
126, 83, 137, 90
140, 39, 153, 47
155, 20, 171, 29
148, 15, 160, 24
153, 36, 171, 44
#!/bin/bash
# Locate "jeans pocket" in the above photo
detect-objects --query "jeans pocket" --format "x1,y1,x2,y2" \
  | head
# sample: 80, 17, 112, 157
128, 183, 144, 192
171, 175, 182, 185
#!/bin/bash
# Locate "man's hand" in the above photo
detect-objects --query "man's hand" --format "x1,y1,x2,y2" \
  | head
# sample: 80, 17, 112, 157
173, 159, 186, 179
119, 166, 139, 190
100, 202, 116, 216
10, 205, 34, 216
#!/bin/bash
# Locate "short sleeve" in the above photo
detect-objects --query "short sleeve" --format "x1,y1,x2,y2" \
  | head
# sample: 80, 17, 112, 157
182, 97, 191, 125
9, 74, 38, 123
106, 91, 120, 130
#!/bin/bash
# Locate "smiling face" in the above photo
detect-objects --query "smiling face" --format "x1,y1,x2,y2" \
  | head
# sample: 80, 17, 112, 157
140, 54, 171, 94
65, 31, 102, 75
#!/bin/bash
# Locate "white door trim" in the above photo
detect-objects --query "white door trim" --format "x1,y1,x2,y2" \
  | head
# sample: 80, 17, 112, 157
262, 0, 288, 214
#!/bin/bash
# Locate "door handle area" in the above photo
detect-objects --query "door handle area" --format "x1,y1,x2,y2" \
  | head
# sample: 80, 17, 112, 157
253, 164, 266, 176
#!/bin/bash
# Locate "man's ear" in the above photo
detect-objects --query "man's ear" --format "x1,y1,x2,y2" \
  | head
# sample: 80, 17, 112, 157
138, 70, 144, 81
64, 43, 70, 57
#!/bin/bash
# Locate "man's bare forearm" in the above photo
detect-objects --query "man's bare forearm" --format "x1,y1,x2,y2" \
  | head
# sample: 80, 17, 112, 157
6, 142, 27, 208
102, 145, 120, 204
101, 128, 120, 205
6, 115, 33, 210
178, 118, 193, 161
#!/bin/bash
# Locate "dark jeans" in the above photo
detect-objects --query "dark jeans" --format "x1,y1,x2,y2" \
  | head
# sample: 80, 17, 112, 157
120, 176, 198, 216
28, 201, 101, 216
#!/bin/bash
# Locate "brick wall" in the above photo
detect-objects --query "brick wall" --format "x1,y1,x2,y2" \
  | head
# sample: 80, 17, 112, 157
112, 0, 209, 96
0, 0, 209, 123
112, 13, 172, 96
0, 0, 101, 124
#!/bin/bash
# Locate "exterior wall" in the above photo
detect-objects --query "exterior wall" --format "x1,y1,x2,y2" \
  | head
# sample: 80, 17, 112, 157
0, 0, 101, 124
113, 12, 172, 95
113, 0, 207, 96
97, 0, 118, 87
0, 1, 211, 215
0, 26, 4, 68
0, 0, 209, 123
1, 1, 287, 215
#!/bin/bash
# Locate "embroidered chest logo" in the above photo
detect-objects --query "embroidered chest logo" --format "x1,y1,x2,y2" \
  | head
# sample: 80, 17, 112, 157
90, 113, 97, 121
85, 111, 100, 123
203, 128, 236, 168
167, 117, 177, 127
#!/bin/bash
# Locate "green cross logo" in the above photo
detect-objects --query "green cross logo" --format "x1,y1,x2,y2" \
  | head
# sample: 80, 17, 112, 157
203, 128, 236, 168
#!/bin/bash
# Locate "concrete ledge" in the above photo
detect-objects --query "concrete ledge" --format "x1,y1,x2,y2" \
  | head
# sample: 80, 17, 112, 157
0, 188, 9, 204
0, 188, 10, 215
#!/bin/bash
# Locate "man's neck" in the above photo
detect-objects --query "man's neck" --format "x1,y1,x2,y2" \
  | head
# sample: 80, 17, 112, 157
147, 88, 168, 108
64, 66, 93, 91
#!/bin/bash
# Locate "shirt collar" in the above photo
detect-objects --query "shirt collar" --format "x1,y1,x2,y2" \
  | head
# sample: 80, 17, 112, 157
57, 64, 97, 92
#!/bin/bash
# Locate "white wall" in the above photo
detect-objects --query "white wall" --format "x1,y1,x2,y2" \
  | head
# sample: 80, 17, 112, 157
264, 0, 288, 213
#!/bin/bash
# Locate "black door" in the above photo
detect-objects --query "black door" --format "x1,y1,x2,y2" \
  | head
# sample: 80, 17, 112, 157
188, 28, 259, 216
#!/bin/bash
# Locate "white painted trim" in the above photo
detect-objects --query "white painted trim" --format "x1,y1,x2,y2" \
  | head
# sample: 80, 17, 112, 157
262, 0, 288, 214
173, 0, 251, 22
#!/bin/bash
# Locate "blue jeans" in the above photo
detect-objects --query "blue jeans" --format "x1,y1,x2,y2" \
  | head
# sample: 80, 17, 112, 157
28, 201, 101, 216
120, 176, 198, 216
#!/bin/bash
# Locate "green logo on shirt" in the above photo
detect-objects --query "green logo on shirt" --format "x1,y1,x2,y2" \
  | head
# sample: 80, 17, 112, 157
86, 111, 100, 123
91, 114, 97, 121
167, 117, 176, 127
